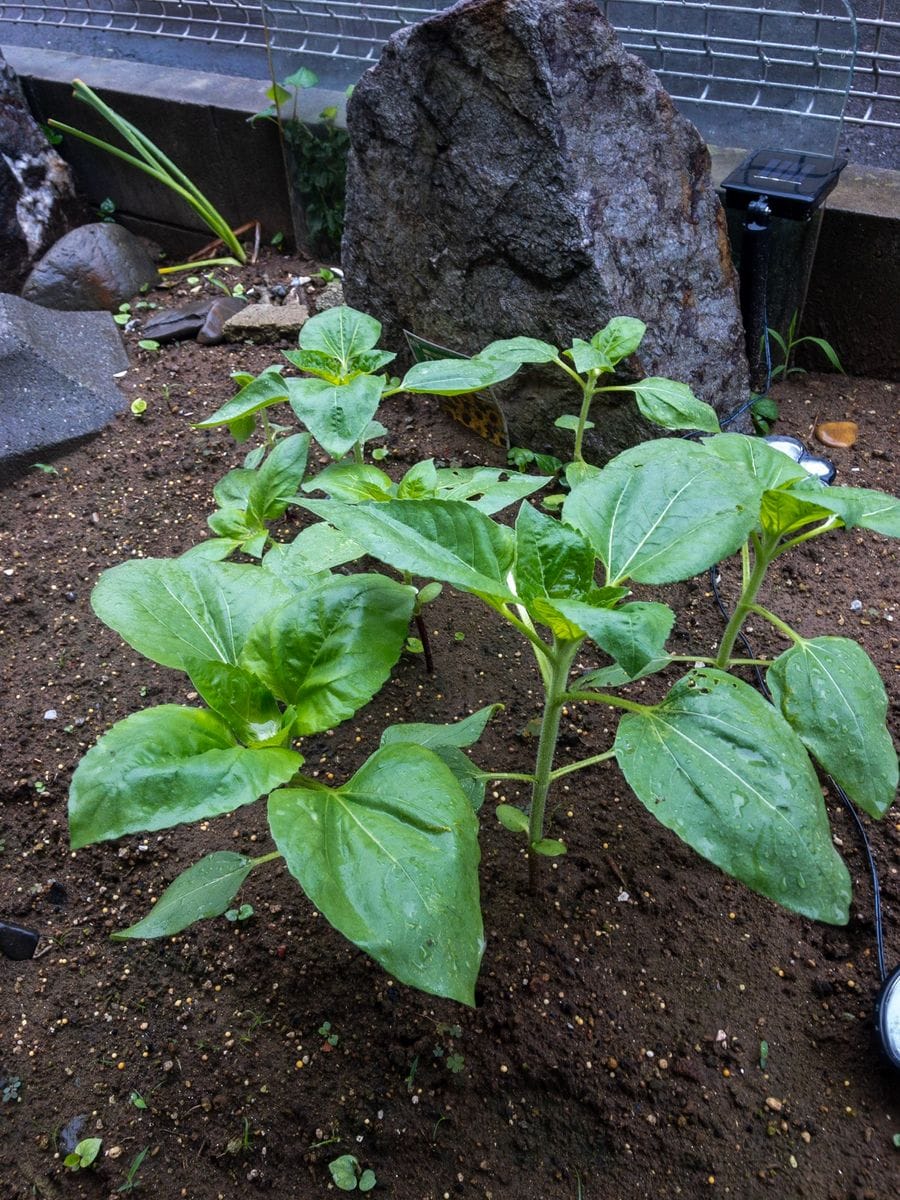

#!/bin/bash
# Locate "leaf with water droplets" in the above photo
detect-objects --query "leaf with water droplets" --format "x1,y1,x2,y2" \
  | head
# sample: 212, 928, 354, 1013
614, 669, 851, 924
767, 637, 897, 819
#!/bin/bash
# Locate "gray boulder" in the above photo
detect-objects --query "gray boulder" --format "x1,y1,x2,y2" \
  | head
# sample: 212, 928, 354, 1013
0, 48, 83, 294
0, 294, 129, 482
22, 222, 160, 311
343, 0, 750, 461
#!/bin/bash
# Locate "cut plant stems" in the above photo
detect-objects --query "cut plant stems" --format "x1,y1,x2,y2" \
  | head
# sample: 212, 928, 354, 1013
68, 307, 899, 1010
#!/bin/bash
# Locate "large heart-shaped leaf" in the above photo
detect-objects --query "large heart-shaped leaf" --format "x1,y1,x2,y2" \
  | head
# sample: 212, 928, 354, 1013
554, 599, 675, 677
380, 704, 501, 751
476, 336, 560, 366
91, 559, 293, 671
614, 669, 851, 923
240, 573, 415, 735
767, 637, 898, 818
286, 375, 385, 459
112, 852, 257, 939
268, 744, 483, 1004
301, 499, 516, 600
563, 439, 761, 584
262, 522, 363, 589
70, 706, 301, 848
298, 305, 382, 368
303, 463, 395, 502
433, 467, 549, 514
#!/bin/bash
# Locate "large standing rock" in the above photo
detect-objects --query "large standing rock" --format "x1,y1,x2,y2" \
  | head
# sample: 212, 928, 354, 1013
0, 294, 129, 482
0, 49, 83, 294
343, 0, 750, 460
22, 222, 160, 311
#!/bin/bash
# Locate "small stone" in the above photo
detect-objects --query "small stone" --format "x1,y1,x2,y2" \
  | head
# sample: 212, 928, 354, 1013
850, 599, 863, 612
313, 280, 345, 313
43, 709, 57, 720
765, 1097, 783, 1113
106, 1145, 124, 1159
815, 420, 858, 449
222, 302, 309, 343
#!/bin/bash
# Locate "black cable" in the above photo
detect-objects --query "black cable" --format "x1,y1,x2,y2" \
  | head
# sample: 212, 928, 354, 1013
709, 562, 889, 983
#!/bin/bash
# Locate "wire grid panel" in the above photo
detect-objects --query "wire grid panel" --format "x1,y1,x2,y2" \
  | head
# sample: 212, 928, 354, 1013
1, 1, 894, 140
598, 1, 857, 155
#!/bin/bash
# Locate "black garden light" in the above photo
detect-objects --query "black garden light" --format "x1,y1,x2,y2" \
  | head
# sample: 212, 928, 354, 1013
722, 149, 847, 390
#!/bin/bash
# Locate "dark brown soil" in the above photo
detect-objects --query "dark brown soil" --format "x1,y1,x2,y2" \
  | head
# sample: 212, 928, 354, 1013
1, 253, 898, 1200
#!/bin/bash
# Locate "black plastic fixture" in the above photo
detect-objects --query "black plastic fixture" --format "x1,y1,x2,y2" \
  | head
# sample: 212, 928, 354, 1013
722, 150, 848, 389
0, 919, 40, 960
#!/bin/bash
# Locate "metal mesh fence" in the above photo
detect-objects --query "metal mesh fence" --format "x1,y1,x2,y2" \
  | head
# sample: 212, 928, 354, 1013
1, 1, 897, 146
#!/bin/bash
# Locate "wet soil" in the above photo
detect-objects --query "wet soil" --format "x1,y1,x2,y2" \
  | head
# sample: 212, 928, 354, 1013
1, 253, 898, 1200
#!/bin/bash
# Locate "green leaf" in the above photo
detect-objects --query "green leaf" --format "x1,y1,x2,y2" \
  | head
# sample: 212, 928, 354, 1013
240, 574, 415, 735
702, 432, 809, 491
69, 706, 301, 848
269, 744, 484, 1005
795, 335, 844, 373
760, 488, 835, 538
430, 745, 490, 811
496, 803, 529, 833
91, 559, 293, 671
380, 704, 501, 750
476, 336, 559, 366
398, 458, 439, 499
281, 348, 343, 382
614, 669, 851, 923
568, 338, 612, 374
73, 1139, 102, 1168
284, 67, 318, 90
532, 838, 567, 856
301, 499, 517, 600
767, 638, 898, 818
564, 460, 602, 489
433, 467, 549, 514
187, 660, 290, 747
298, 306, 382, 368
359, 1169, 376, 1192
563, 439, 761, 584
591, 316, 646, 364
513, 502, 595, 607
194, 368, 288, 429
785, 479, 900, 538
262, 522, 362, 586
553, 600, 674, 676
247, 433, 310, 522
302, 462, 395, 501
625, 378, 721, 433
328, 1155, 360, 1191
286, 374, 385, 459
112, 851, 256, 939
399, 357, 506, 395
213, 467, 256, 510
179, 538, 243, 562
554, 413, 592, 432
575, 657, 671, 689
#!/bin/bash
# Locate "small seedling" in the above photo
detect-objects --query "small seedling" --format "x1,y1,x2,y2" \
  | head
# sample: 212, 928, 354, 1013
138, 339, 161, 353
99, 196, 117, 222
32, 462, 59, 475
318, 1021, 339, 1047
116, 1146, 149, 1193
129, 1090, 148, 1109
1, 1075, 22, 1103
224, 903, 254, 922
759, 1040, 769, 1070
766, 310, 843, 381
64, 1137, 102, 1171
328, 1154, 375, 1192
271, 231, 285, 248
315, 268, 337, 284
445, 1052, 465, 1074
114, 303, 132, 326
224, 1117, 252, 1156
131, 399, 148, 417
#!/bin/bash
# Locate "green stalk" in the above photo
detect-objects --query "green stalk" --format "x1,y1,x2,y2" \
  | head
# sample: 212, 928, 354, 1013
527, 638, 580, 890
713, 534, 778, 668
249, 850, 282, 868
572, 372, 598, 463
748, 603, 804, 645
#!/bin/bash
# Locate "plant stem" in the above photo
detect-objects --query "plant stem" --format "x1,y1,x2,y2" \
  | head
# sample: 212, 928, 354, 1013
414, 612, 435, 674
572, 373, 598, 463
748, 603, 804, 645
527, 640, 580, 891
249, 850, 282, 868
713, 536, 777, 668
668, 654, 770, 666
549, 747, 616, 781
479, 771, 536, 784
563, 690, 648, 713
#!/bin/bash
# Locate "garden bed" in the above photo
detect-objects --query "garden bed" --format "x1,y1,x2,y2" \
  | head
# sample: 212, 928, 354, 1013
0, 251, 897, 1199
